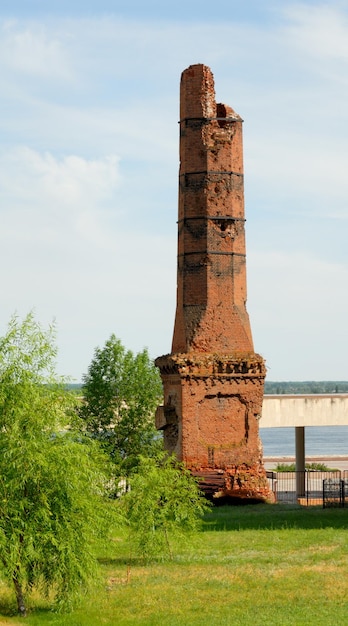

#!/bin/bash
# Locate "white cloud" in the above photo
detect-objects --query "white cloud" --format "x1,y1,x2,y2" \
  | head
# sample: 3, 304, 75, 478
282, 4, 348, 64
0, 144, 175, 378
0, 147, 120, 246
0, 20, 72, 79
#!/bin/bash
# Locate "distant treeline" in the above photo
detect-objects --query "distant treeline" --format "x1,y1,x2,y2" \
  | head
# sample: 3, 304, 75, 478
66, 383, 83, 394
68, 381, 348, 395
264, 381, 348, 394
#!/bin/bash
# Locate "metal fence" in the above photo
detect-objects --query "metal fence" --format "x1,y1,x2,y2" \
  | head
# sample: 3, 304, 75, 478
266, 470, 342, 506
322, 478, 344, 508
322, 477, 348, 508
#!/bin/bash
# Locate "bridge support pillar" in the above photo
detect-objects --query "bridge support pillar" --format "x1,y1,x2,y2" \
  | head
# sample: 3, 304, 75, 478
295, 426, 305, 497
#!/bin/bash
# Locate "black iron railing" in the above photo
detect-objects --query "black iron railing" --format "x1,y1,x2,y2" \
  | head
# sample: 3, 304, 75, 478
266, 470, 342, 506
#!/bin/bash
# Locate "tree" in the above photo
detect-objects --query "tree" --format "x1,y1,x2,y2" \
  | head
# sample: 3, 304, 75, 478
79, 335, 163, 475
0, 313, 113, 616
119, 453, 210, 561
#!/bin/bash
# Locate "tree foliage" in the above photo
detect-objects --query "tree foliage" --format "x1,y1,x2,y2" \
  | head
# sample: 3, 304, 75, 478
119, 453, 210, 561
0, 313, 113, 616
79, 335, 163, 474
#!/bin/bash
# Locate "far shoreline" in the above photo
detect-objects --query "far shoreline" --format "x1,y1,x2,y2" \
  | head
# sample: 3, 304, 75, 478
264, 455, 348, 471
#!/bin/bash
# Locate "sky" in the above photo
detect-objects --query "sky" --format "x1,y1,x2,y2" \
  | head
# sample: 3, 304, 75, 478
0, 0, 347, 382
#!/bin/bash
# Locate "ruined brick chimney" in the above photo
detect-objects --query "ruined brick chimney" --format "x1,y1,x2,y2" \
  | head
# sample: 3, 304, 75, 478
155, 64, 273, 502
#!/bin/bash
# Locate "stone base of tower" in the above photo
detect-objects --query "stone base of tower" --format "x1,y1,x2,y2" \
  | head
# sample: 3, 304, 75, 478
155, 352, 274, 503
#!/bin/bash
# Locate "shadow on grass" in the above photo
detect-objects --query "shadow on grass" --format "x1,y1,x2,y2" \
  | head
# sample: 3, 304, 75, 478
202, 502, 348, 532
98, 556, 145, 567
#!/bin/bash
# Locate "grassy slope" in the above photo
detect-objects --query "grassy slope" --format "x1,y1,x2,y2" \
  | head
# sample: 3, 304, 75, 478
1, 504, 348, 625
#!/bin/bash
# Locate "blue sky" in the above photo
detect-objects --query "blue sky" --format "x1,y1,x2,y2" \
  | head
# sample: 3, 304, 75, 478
0, 1, 347, 381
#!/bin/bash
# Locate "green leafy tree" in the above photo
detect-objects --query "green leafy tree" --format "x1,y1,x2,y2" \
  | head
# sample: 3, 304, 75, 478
0, 313, 113, 616
79, 335, 163, 475
119, 453, 210, 561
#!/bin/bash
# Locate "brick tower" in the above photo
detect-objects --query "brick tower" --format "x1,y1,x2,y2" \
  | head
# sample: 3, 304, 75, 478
155, 64, 272, 502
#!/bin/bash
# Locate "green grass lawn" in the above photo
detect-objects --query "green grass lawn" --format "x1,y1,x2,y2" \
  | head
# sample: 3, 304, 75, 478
1, 503, 348, 625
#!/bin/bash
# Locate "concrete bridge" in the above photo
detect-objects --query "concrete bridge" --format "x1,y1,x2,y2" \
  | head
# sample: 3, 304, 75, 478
261, 394, 348, 471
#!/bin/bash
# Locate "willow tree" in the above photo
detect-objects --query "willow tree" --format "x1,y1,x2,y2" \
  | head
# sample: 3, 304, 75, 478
120, 453, 210, 561
0, 313, 112, 616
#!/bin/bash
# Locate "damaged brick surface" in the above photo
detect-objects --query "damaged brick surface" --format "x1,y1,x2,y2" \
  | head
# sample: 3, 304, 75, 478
155, 64, 273, 503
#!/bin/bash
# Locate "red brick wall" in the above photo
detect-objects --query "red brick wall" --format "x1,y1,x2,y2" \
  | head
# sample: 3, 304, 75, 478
156, 65, 273, 502
172, 64, 253, 354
